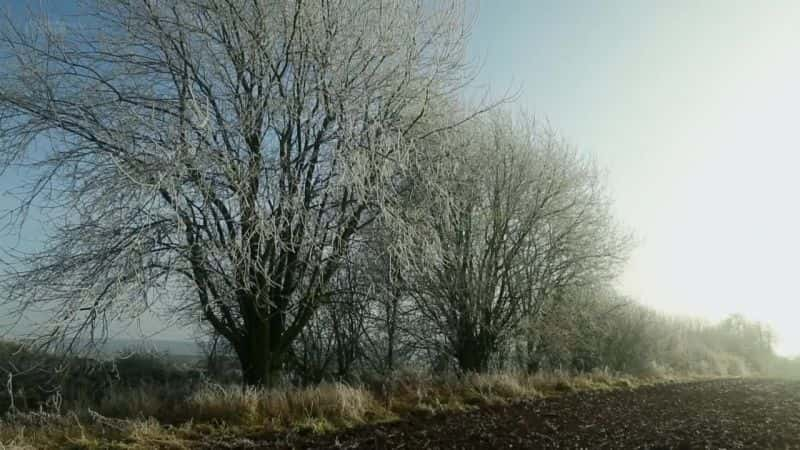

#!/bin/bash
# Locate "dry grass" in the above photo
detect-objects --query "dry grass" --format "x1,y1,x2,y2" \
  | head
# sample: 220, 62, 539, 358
0, 370, 718, 449
0, 412, 193, 450
98, 388, 165, 420
184, 382, 384, 431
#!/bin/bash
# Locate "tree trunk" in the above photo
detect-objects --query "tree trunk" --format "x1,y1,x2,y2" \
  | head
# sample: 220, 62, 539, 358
454, 333, 494, 374
456, 347, 489, 373
236, 303, 285, 388
239, 349, 282, 388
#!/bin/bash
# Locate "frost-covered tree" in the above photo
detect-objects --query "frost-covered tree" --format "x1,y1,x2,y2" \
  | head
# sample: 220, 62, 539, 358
0, 0, 480, 387
410, 113, 629, 373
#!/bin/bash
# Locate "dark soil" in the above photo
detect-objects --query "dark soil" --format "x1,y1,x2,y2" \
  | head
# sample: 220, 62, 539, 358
238, 378, 800, 449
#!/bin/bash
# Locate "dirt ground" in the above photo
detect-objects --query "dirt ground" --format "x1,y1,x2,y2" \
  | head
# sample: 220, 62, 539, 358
243, 378, 800, 449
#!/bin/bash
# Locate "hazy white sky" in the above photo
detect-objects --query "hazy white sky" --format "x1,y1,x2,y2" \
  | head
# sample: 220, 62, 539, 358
468, 0, 800, 355
2, 1, 800, 354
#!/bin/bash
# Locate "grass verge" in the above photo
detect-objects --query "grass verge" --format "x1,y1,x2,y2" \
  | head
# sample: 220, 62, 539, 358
0, 370, 719, 449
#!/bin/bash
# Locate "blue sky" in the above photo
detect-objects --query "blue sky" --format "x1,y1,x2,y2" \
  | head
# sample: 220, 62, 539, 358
3, 1, 800, 354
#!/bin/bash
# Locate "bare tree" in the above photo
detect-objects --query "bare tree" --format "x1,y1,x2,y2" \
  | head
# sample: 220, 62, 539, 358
337, 228, 420, 376
358, 246, 415, 375
518, 286, 641, 372
290, 249, 369, 384
0, 0, 481, 387
408, 113, 629, 373
291, 226, 421, 382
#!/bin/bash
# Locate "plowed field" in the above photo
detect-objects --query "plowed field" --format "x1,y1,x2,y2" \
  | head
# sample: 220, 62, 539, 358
251, 379, 800, 449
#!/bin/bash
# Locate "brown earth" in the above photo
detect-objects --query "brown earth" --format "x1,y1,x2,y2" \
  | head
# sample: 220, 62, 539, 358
222, 378, 800, 449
